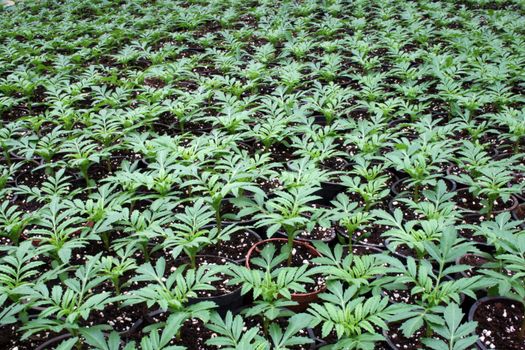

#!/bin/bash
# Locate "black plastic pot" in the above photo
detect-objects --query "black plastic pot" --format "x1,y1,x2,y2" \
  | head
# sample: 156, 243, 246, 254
35, 333, 72, 350
174, 255, 243, 315
203, 224, 262, 264
33, 316, 143, 350
336, 226, 385, 249
455, 253, 495, 314
314, 181, 346, 206
454, 188, 519, 216
276, 228, 336, 244
390, 177, 457, 197
512, 203, 525, 229
220, 197, 257, 227
468, 296, 525, 350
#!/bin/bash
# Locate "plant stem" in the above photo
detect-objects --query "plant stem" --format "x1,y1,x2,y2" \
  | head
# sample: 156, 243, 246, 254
286, 228, 294, 267
486, 194, 496, 219
414, 184, 420, 202
215, 208, 222, 236
113, 276, 120, 295
262, 316, 270, 338
347, 228, 354, 251
190, 253, 196, 270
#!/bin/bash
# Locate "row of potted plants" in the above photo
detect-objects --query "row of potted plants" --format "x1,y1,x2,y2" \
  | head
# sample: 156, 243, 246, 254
1, 0, 524, 348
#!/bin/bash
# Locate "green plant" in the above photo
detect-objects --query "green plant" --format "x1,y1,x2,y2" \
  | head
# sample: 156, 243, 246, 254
225, 244, 319, 336
327, 194, 375, 249
206, 311, 313, 350
97, 246, 137, 295
123, 257, 218, 322
114, 199, 176, 261
308, 282, 397, 350
163, 198, 241, 269
20, 254, 118, 342
449, 166, 523, 217
0, 200, 35, 244
380, 228, 492, 338
182, 166, 264, 235
312, 242, 384, 289
244, 186, 321, 265
31, 198, 97, 263
421, 303, 479, 350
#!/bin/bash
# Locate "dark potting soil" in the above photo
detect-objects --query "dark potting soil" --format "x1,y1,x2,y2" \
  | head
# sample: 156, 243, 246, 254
385, 323, 443, 349
0, 324, 70, 350
12, 197, 45, 213
388, 198, 419, 221
82, 300, 146, 337
172, 255, 240, 297
15, 167, 47, 188
0, 236, 13, 247
201, 229, 260, 261
338, 223, 387, 247
473, 299, 525, 350
392, 244, 418, 259
321, 156, 348, 171
350, 245, 383, 256
455, 190, 515, 214
392, 178, 453, 197
256, 177, 282, 194
383, 284, 417, 304
294, 224, 336, 242
457, 226, 487, 244
458, 254, 489, 277
263, 143, 294, 162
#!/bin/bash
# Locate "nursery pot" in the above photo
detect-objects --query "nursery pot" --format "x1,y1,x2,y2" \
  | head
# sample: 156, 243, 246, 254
382, 325, 429, 350
512, 203, 525, 229
454, 188, 519, 215
314, 181, 347, 206
390, 177, 457, 197
245, 238, 326, 311
468, 296, 525, 350
33, 316, 143, 350
336, 226, 385, 249
202, 225, 262, 264
35, 334, 72, 350
178, 255, 243, 315
276, 227, 336, 245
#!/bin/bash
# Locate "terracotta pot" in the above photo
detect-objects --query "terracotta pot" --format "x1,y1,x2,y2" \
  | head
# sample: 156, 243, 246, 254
245, 238, 326, 311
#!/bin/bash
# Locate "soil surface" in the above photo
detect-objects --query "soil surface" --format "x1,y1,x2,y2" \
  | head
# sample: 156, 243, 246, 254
472, 298, 525, 350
